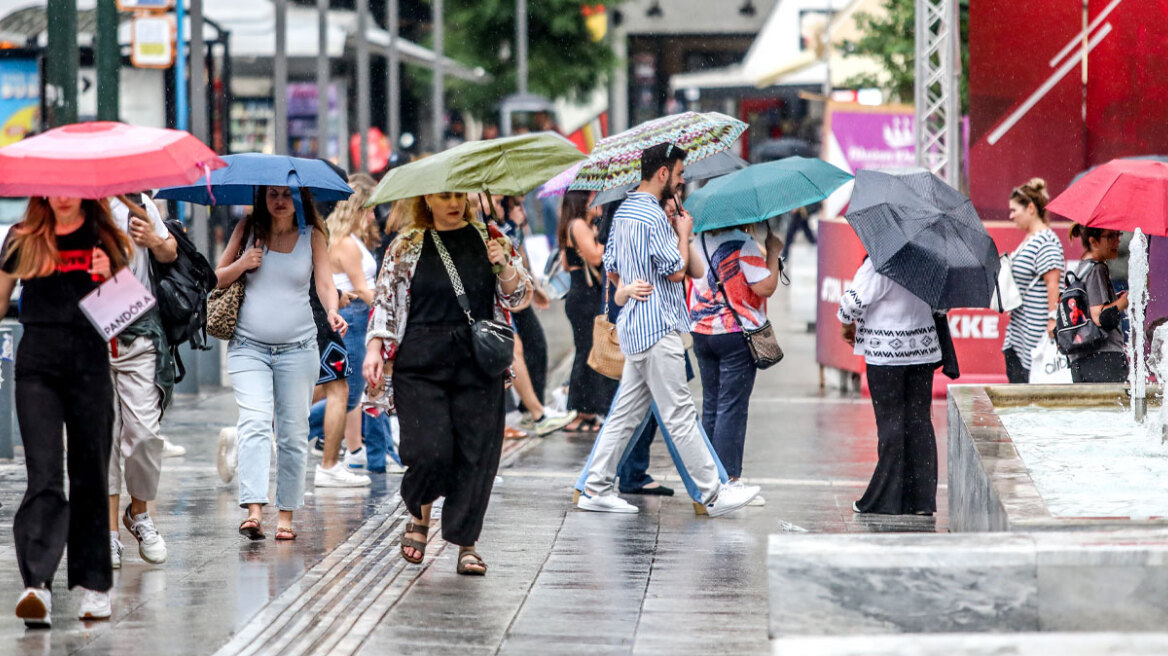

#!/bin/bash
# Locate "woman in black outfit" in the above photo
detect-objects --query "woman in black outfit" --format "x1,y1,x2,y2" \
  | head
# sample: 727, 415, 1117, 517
559, 191, 619, 431
0, 196, 132, 626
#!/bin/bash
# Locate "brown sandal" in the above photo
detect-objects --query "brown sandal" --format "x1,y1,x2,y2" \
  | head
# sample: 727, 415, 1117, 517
456, 548, 487, 576
401, 521, 429, 564
275, 526, 297, 541
239, 518, 265, 540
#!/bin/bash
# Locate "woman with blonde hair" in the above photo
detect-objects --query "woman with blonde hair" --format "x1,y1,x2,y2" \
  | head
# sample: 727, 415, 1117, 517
364, 192, 530, 575
0, 196, 132, 624
1001, 178, 1064, 382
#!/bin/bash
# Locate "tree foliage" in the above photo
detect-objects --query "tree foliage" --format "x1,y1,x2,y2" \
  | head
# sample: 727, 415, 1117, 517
841, 0, 970, 111
440, 0, 622, 120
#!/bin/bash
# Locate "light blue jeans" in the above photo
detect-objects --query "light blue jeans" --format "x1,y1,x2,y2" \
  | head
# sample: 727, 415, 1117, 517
228, 335, 318, 510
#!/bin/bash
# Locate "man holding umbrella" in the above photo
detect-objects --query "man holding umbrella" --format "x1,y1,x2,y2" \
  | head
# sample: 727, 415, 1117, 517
577, 142, 760, 516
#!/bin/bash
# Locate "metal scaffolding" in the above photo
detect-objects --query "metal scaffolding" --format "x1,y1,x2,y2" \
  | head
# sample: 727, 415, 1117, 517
914, 0, 960, 188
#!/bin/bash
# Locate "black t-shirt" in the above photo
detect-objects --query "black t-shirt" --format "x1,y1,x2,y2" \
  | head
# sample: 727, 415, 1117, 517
408, 224, 495, 325
2, 220, 104, 328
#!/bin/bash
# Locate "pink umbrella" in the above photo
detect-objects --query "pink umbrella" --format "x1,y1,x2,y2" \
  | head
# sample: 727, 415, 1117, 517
537, 161, 584, 199
0, 121, 226, 199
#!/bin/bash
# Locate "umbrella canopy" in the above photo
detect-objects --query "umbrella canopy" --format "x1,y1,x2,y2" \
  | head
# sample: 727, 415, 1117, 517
154, 153, 354, 205
366, 132, 585, 206
1070, 155, 1168, 185
0, 121, 225, 199
590, 151, 751, 207
751, 137, 816, 164
537, 161, 583, 199
846, 168, 1000, 310
685, 157, 852, 233
570, 112, 747, 192
1048, 159, 1168, 236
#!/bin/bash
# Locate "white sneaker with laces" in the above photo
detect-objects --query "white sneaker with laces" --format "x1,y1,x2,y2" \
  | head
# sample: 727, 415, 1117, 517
15, 588, 51, 628
217, 427, 237, 484
160, 436, 186, 458
534, 409, 578, 436
727, 481, 766, 507
578, 493, 639, 514
385, 459, 406, 474
110, 531, 124, 569
345, 447, 368, 470
78, 588, 111, 620
123, 508, 168, 564
315, 462, 372, 487
706, 483, 761, 518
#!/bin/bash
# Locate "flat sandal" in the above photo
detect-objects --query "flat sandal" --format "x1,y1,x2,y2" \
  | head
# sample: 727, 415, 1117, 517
401, 521, 429, 564
456, 548, 487, 576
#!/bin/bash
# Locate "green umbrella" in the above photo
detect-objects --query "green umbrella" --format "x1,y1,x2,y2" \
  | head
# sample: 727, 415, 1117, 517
365, 132, 586, 206
684, 157, 853, 233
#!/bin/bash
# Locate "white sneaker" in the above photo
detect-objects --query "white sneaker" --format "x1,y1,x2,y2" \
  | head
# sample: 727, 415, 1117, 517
578, 493, 639, 514
534, 409, 578, 436
727, 481, 766, 507
706, 483, 761, 518
315, 462, 372, 487
110, 532, 124, 569
217, 427, 237, 484
160, 436, 186, 458
15, 588, 51, 628
385, 459, 406, 474
78, 588, 111, 621
123, 508, 168, 564
344, 447, 368, 470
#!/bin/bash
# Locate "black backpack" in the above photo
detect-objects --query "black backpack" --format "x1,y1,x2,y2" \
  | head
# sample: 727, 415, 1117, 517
149, 219, 219, 381
1055, 262, 1106, 355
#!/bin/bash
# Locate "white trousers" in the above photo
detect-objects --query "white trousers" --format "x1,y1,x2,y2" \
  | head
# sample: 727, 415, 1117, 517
108, 336, 164, 501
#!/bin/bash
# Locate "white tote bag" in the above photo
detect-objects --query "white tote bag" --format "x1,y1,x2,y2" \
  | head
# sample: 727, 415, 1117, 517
1028, 333, 1073, 384
991, 253, 1023, 313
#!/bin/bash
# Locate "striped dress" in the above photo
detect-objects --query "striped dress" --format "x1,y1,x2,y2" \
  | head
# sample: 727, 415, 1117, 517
1002, 229, 1065, 370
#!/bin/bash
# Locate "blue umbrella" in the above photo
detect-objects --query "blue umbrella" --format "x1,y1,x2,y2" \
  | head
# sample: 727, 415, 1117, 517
155, 153, 353, 230
685, 157, 852, 233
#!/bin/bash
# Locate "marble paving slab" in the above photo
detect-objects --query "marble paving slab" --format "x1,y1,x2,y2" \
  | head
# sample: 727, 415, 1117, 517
772, 632, 1168, 655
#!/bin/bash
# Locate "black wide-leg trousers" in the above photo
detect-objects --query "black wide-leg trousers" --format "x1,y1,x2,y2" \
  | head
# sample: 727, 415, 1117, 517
856, 362, 938, 515
394, 324, 506, 547
14, 326, 114, 592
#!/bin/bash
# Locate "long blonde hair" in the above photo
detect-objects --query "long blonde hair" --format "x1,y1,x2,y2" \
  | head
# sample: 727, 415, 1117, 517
3, 197, 132, 279
325, 173, 378, 248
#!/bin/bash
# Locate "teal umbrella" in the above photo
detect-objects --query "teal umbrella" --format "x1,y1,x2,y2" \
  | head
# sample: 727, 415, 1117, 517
684, 157, 853, 233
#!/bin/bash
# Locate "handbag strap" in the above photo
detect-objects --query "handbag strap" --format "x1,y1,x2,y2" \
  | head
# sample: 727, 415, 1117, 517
429, 229, 476, 326
700, 233, 750, 333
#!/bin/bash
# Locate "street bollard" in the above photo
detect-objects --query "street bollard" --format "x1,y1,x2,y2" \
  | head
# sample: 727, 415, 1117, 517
0, 326, 15, 458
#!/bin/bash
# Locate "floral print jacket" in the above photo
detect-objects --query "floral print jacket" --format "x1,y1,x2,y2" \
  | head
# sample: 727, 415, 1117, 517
367, 218, 531, 363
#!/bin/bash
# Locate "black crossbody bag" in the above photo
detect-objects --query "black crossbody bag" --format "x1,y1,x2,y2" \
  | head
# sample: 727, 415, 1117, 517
700, 234, 783, 369
430, 229, 516, 377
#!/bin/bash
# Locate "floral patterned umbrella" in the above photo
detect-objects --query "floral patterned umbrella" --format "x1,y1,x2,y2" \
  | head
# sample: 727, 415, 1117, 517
569, 112, 748, 192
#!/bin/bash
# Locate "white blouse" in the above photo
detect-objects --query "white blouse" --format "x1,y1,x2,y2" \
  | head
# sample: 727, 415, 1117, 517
837, 259, 941, 366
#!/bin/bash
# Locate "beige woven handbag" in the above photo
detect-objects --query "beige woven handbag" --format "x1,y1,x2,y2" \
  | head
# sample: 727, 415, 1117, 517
206, 222, 251, 341
587, 283, 624, 379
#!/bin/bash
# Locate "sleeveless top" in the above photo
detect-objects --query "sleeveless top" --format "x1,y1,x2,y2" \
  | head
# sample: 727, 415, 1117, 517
333, 234, 378, 292
236, 230, 316, 344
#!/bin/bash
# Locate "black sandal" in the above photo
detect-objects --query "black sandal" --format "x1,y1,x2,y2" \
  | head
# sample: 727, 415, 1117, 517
239, 518, 265, 541
401, 520, 429, 564
457, 548, 487, 576
566, 417, 601, 433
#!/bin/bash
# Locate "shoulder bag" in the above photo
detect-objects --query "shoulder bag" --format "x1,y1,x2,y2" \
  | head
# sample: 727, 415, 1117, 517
430, 229, 515, 377
587, 280, 625, 380
700, 234, 783, 369
206, 221, 251, 341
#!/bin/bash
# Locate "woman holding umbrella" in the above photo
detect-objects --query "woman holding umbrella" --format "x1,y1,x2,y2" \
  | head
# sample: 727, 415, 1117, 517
216, 186, 346, 541
1, 197, 132, 624
363, 192, 530, 576
1065, 224, 1129, 383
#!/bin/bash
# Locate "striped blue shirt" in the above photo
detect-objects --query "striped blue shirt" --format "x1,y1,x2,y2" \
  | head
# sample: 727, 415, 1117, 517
603, 191, 689, 355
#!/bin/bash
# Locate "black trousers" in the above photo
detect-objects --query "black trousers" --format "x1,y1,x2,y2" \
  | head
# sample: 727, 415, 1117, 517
1003, 348, 1029, 384
394, 324, 506, 546
857, 363, 938, 515
564, 270, 618, 415
513, 306, 547, 407
1070, 351, 1128, 383
14, 326, 114, 592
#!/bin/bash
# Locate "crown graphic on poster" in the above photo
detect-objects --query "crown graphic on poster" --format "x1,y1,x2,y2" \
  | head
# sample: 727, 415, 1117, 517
882, 117, 914, 150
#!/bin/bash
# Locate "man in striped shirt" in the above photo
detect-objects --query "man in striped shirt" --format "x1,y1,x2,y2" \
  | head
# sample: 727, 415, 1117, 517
578, 143, 760, 517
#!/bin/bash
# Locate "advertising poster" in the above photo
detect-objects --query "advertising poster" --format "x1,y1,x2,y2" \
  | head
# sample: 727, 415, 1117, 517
0, 58, 39, 147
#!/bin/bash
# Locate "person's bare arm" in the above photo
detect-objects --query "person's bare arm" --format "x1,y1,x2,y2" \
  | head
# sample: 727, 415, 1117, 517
750, 233, 785, 298
1042, 268, 1060, 336
666, 210, 693, 283
570, 220, 604, 268
333, 238, 375, 304
312, 229, 347, 335
215, 220, 262, 289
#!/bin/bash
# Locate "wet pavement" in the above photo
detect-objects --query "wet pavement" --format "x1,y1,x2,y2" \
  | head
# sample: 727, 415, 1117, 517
0, 284, 947, 655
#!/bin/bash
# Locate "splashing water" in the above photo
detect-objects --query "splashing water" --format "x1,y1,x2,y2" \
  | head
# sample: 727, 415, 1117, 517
1127, 228, 1149, 421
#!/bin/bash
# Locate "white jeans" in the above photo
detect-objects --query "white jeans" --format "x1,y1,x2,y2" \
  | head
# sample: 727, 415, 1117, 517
108, 336, 164, 500
228, 336, 318, 511
584, 332, 721, 503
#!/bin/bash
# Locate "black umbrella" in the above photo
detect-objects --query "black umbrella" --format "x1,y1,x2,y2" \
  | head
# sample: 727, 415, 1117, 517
845, 168, 1000, 310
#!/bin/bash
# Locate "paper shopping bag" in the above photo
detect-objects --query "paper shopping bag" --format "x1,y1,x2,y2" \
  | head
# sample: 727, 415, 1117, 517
79, 269, 157, 340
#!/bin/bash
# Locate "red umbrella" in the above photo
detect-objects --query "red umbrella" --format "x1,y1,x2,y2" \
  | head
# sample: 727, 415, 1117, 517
0, 121, 226, 199
1047, 159, 1168, 236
